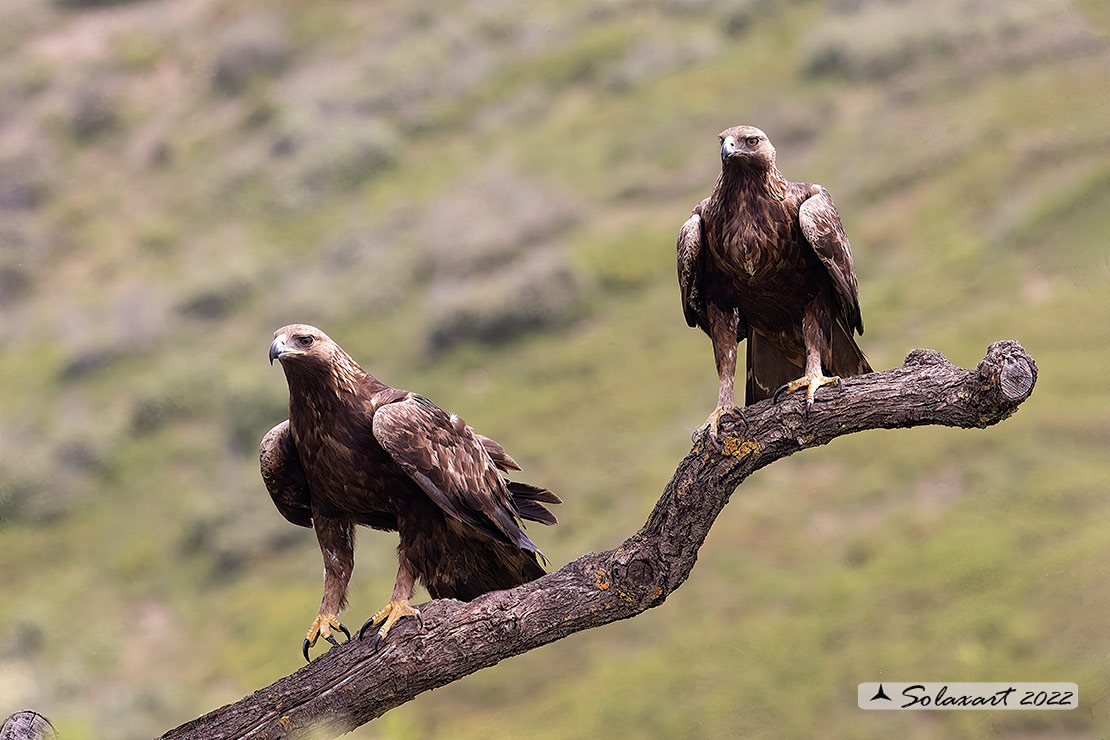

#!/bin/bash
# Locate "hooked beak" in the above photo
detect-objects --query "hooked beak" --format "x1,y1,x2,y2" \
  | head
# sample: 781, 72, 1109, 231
720, 135, 738, 161
269, 336, 287, 365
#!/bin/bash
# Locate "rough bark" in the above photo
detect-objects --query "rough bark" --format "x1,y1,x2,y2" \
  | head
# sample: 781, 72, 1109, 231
160, 340, 1036, 739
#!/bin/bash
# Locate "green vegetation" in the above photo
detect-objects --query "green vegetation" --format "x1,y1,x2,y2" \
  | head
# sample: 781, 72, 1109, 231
0, 0, 1107, 737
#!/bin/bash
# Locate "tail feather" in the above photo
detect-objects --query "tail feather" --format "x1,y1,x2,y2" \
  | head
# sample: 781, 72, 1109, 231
828, 320, 872, 377
745, 323, 871, 405
515, 499, 558, 526
508, 480, 560, 526
426, 542, 546, 601
508, 480, 562, 505
745, 333, 802, 404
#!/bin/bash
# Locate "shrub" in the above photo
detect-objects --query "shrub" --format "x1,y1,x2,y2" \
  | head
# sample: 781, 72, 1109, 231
212, 17, 291, 95
295, 117, 398, 195
0, 155, 48, 211
417, 166, 581, 277
67, 85, 119, 141
176, 280, 251, 321
426, 248, 583, 354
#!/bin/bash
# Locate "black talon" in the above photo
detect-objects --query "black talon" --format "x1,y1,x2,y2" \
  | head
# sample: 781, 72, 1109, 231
772, 383, 790, 404
338, 622, 352, 642
358, 617, 376, 641
302, 638, 312, 663
325, 634, 340, 648
731, 405, 749, 434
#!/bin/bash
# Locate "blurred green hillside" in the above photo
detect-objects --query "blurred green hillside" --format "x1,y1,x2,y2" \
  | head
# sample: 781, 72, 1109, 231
1, 0, 1108, 737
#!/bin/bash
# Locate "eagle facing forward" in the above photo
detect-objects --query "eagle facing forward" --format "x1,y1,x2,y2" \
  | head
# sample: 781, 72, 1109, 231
677, 125, 871, 443
261, 324, 559, 660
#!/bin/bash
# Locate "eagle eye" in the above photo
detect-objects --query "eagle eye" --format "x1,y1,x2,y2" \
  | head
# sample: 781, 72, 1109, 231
746, 136, 760, 147
296, 335, 314, 348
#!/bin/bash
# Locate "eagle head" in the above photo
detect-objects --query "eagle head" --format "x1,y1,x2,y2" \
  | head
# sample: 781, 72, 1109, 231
270, 323, 365, 395
719, 125, 775, 170
269, 323, 333, 366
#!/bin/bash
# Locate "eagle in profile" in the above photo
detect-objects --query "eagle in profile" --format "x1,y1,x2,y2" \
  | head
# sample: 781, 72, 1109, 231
261, 324, 559, 660
677, 125, 870, 443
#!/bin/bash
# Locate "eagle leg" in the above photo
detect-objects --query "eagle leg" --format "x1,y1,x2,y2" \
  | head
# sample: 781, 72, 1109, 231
772, 373, 840, 410
697, 303, 746, 448
302, 613, 352, 662
302, 514, 355, 661
694, 405, 748, 448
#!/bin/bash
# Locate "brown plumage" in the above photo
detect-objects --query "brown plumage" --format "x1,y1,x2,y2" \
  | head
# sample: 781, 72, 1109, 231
677, 125, 870, 440
260, 324, 559, 659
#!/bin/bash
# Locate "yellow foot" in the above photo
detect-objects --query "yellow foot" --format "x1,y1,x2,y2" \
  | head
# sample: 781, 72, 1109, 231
358, 599, 423, 646
772, 373, 841, 409
302, 613, 351, 662
693, 404, 748, 449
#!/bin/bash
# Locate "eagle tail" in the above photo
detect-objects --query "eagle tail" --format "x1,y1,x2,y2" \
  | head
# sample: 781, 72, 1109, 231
828, 320, 872, 378
426, 543, 546, 602
746, 322, 871, 405
508, 480, 561, 526
745, 333, 803, 405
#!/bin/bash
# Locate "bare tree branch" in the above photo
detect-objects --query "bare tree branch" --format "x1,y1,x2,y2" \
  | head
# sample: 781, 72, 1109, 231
160, 340, 1036, 740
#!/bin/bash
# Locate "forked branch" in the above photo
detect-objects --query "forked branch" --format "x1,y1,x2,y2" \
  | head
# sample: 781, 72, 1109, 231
160, 340, 1036, 739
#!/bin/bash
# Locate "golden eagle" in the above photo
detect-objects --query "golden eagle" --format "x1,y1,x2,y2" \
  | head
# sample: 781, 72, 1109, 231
677, 125, 870, 443
261, 324, 559, 660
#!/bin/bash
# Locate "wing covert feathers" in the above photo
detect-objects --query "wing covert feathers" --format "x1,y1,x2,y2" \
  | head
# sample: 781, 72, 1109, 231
477, 433, 521, 472
677, 198, 711, 332
798, 188, 864, 335
371, 396, 555, 556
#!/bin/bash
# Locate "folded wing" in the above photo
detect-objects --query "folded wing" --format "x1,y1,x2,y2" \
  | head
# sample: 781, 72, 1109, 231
677, 199, 710, 334
259, 420, 313, 528
798, 187, 864, 335
372, 394, 549, 555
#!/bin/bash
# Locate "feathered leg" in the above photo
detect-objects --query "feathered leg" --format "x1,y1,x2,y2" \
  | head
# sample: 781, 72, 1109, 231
302, 512, 353, 661
695, 302, 747, 446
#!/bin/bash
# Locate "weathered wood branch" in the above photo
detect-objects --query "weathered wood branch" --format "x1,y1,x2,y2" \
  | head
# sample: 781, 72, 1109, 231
160, 341, 1036, 740
0, 711, 57, 740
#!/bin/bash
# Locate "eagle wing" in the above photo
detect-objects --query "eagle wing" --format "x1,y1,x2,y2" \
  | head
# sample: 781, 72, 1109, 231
372, 394, 541, 555
259, 419, 313, 528
677, 198, 711, 333
798, 187, 864, 335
